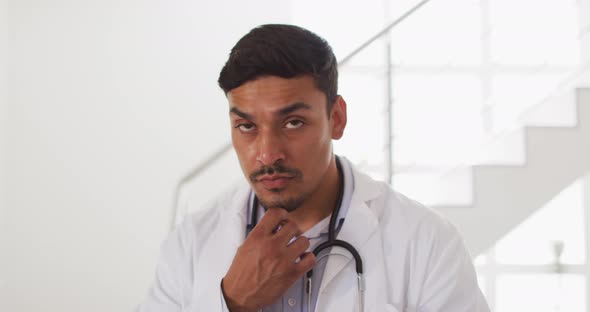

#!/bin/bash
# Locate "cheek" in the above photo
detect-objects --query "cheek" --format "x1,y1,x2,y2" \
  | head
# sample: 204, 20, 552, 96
296, 128, 332, 171
312, 124, 333, 152
231, 134, 252, 169
232, 131, 254, 153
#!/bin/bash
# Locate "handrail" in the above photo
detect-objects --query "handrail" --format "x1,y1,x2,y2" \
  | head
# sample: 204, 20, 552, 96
170, 0, 434, 229
170, 143, 233, 228
338, 0, 432, 66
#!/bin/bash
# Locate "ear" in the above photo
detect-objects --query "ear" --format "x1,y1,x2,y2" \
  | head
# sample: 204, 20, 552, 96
330, 95, 347, 140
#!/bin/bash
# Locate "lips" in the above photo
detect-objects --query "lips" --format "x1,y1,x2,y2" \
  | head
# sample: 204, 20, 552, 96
258, 175, 293, 189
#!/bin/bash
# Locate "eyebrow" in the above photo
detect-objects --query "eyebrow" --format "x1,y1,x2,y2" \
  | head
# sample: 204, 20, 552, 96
230, 102, 312, 120
277, 102, 312, 116
230, 107, 254, 120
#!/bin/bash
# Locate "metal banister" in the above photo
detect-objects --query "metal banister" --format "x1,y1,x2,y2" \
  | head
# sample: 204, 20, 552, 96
170, 143, 233, 227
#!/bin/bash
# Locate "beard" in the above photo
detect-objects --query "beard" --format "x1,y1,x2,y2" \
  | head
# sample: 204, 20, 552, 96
250, 163, 307, 212
257, 189, 311, 212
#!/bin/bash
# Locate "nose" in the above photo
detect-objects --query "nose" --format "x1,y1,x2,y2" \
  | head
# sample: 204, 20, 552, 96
255, 129, 286, 166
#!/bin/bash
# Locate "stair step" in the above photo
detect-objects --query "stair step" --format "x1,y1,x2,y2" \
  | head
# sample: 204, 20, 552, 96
395, 167, 473, 206
471, 129, 526, 165
576, 88, 590, 128
437, 114, 590, 254
520, 89, 578, 127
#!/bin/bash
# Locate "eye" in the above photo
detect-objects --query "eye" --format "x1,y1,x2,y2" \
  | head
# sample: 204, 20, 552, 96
236, 123, 256, 133
285, 119, 304, 129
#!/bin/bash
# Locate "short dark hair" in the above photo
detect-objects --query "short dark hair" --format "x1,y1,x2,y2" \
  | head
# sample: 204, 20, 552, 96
218, 24, 338, 113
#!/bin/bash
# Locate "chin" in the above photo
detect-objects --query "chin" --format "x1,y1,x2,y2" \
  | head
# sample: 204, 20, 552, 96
257, 192, 305, 212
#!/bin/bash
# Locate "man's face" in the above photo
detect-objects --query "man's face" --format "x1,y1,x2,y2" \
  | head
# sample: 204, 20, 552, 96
228, 75, 346, 212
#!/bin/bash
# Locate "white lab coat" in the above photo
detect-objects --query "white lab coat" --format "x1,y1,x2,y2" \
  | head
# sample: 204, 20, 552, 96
139, 165, 490, 312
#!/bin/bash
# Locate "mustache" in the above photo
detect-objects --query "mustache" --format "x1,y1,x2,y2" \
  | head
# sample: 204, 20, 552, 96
249, 164, 302, 182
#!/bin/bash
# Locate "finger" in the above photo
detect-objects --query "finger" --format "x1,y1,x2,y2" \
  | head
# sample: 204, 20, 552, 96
286, 236, 310, 260
274, 219, 302, 243
295, 251, 316, 274
251, 207, 288, 236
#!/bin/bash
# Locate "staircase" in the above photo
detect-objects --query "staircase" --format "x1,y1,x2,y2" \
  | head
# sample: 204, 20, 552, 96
174, 1, 590, 259
433, 88, 590, 255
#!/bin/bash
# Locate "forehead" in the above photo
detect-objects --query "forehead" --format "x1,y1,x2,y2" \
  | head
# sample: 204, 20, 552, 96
227, 75, 325, 113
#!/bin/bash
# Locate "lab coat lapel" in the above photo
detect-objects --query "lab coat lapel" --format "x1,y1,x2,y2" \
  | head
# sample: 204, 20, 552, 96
193, 184, 249, 310
316, 168, 385, 303
317, 197, 377, 294
209, 197, 246, 278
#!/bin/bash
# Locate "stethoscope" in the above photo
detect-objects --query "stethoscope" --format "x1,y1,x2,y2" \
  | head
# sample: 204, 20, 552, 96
246, 158, 365, 312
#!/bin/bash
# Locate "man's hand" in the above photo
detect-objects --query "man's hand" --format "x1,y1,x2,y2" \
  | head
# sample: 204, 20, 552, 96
221, 208, 316, 312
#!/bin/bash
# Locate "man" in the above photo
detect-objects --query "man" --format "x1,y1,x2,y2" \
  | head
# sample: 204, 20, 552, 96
139, 24, 490, 311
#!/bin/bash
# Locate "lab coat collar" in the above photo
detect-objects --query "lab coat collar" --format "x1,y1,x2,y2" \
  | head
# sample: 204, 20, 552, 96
317, 161, 386, 294
347, 158, 388, 203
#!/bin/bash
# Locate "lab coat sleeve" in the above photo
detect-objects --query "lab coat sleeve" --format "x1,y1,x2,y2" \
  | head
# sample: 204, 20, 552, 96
137, 209, 228, 312
137, 225, 191, 312
413, 214, 490, 312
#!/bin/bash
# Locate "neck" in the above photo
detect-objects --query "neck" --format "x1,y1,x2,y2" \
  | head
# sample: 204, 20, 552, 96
289, 156, 342, 233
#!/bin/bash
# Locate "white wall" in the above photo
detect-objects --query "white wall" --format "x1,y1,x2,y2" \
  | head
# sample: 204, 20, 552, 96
0, 0, 8, 309
3, 1, 290, 311
580, 0, 590, 63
